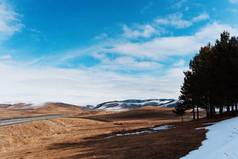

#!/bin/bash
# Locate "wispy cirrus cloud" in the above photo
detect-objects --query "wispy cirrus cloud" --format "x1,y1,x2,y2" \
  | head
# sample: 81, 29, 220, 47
0, 2, 23, 39
44, 22, 238, 77
229, 0, 238, 4
121, 12, 210, 41
122, 24, 158, 39
66, 22, 236, 62
155, 13, 209, 29
174, 0, 188, 9
192, 13, 210, 23
96, 56, 163, 73
113, 23, 235, 59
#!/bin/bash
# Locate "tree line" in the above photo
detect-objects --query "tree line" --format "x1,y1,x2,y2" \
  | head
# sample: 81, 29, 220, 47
179, 32, 238, 119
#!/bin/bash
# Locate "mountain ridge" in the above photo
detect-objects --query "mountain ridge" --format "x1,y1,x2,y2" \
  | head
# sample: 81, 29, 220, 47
93, 98, 180, 111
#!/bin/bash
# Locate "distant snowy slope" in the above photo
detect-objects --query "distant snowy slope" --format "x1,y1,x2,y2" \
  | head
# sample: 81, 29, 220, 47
94, 99, 179, 111
181, 117, 238, 159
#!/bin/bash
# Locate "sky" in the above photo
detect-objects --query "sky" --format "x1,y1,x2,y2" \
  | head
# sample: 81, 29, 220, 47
0, 0, 238, 105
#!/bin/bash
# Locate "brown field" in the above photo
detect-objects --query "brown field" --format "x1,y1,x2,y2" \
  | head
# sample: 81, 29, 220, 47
0, 104, 226, 159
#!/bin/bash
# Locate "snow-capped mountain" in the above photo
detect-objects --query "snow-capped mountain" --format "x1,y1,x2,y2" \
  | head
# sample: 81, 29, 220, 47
94, 99, 179, 111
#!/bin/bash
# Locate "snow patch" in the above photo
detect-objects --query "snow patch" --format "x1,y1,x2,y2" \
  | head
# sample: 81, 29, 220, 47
182, 117, 238, 159
151, 125, 173, 131
105, 125, 174, 139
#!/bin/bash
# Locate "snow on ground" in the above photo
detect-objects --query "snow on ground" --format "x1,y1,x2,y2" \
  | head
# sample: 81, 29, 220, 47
105, 125, 174, 139
181, 117, 238, 159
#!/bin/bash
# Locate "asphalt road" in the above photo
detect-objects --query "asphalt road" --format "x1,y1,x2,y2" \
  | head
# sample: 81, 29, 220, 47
0, 114, 64, 126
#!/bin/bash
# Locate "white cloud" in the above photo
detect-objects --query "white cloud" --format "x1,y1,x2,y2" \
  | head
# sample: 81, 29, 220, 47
174, 0, 188, 9
112, 36, 199, 58
229, 0, 238, 3
140, 1, 154, 14
228, 8, 238, 14
155, 13, 209, 29
0, 2, 23, 38
122, 24, 158, 39
0, 2, 235, 106
113, 57, 160, 69
99, 56, 162, 71
0, 54, 12, 60
111, 23, 238, 59
173, 59, 186, 67
120, 12, 209, 40
192, 13, 210, 22
94, 33, 108, 40
0, 62, 185, 105
155, 13, 192, 28
55, 22, 238, 71
195, 22, 238, 41
0, 9, 232, 106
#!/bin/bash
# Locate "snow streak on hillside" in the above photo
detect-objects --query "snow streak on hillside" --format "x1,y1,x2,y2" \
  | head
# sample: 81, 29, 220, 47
182, 117, 238, 159
94, 99, 179, 111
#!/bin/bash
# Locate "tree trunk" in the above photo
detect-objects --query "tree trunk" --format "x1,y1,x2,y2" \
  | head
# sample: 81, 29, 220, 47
219, 106, 223, 115
192, 106, 195, 120
232, 104, 234, 112
196, 106, 199, 119
206, 106, 209, 119
235, 103, 238, 113
227, 105, 230, 112
232, 103, 235, 116
210, 105, 214, 118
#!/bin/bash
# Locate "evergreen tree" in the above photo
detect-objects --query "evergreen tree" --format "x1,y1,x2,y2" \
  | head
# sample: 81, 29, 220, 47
179, 31, 238, 118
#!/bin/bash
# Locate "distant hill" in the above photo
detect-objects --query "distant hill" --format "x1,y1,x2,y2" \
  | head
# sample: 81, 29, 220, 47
93, 99, 179, 111
0, 103, 34, 109
0, 99, 180, 112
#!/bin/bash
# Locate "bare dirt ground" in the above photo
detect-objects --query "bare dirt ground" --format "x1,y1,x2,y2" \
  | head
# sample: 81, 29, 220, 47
0, 104, 223, 159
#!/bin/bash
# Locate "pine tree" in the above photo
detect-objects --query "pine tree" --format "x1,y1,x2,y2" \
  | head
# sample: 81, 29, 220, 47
179, 31, 238, 118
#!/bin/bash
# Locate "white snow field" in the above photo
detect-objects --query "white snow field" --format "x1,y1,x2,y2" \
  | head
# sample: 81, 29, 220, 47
181, 117, 238, 159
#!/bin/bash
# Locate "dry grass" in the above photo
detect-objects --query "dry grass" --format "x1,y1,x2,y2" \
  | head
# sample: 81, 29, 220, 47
0, 105, 233, 159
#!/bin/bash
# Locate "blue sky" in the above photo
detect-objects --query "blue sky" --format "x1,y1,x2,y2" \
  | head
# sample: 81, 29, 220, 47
0, 0, 238, 105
